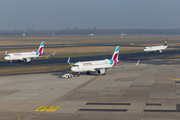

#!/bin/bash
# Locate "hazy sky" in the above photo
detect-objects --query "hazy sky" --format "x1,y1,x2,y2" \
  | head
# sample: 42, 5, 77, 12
0, 0, 180, 30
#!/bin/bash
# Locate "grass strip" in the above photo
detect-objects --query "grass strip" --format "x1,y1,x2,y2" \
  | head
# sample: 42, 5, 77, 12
0, 65, 71, 75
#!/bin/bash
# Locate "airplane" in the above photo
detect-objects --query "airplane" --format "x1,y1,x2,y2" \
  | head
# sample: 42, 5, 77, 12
143, 39, 168, 53
4, 41, 50, 63
67, 46, 120, 76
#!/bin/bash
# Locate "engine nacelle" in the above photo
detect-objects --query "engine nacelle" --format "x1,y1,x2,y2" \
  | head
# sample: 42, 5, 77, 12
156, 50, 162, 53
97, 68, 106, 75
24, 58, 31, 63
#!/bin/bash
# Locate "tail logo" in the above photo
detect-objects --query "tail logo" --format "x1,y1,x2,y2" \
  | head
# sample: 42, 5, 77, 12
164, 39, 168, 46
36, 41, 44, 56
110, 46, 119, 66
38, 47, 43, 56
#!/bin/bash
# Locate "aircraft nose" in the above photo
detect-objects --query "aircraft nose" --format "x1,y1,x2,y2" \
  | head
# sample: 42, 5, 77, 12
71, 67, 77, 72
4, 56, 8, 60
71, 67, 74, 71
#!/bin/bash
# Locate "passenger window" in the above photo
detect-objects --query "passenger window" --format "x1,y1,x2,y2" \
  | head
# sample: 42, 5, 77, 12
73, 65, 79, 67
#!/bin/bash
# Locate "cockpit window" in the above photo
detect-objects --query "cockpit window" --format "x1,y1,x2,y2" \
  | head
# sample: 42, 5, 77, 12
5, 55, 10, 57
73, 65, 79, 67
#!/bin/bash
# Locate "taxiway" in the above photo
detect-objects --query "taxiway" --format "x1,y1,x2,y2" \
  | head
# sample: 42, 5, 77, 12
1, 50, 180, 68
0, 56, 180, 119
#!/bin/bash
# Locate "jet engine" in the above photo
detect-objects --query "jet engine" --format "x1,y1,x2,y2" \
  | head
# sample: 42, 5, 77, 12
156, 50, 162, 53
159, 50, 162, 53
24, 58, 31, 63
97, 68, 106, 75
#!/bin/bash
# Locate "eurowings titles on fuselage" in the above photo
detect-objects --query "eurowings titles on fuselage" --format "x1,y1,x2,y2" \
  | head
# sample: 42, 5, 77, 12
4, 41, 49, 63
67, 46, 120, 75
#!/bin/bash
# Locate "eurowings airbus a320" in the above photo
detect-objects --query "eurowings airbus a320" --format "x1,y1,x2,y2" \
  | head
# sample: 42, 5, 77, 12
67, 46, 120, 76
4, 41, 50, 63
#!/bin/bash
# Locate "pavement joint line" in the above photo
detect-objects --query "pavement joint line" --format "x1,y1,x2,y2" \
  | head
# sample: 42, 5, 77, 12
0, 78, 51, 86
47, 76, 100, 106
141, 68, 175, 78
25, 76, 99, 120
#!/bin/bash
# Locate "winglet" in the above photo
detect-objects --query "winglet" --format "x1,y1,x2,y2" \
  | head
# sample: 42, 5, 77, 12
40, 41, 44, 46
67, 57, 74, 66
53, 51, 56, 56
136, 60, 140, 66
5, 50, 7, 55
67, 57, 70, 63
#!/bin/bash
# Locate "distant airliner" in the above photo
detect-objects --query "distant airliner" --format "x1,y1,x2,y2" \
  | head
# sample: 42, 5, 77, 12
67, 46, 120, 76
4, 41, 50, 63
143, 39, 168, 53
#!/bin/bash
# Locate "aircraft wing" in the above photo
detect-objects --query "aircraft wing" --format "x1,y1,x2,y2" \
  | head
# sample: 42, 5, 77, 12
94, 67, 111, 70
94, 60, 140, 70
35, 55, 50, 58
34, 51, 56, 59
24, 55, 50, 60
67, 57, 74, 65
166, 47, 177, 50
114, 60, 140, 68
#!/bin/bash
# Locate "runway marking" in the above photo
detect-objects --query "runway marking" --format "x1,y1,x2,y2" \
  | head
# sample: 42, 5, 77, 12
146, 103, 161, 106
0, 107, 20, 120
144, 104, 180, 112
86, 103, 131, 105
79, 109, 127, 112
170, 78, 180, 81
34, 106, 61, 112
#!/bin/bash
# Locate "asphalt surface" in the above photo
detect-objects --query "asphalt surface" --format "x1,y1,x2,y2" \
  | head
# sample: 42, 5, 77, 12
1, 55, 180, 120
1, 50, 180, 68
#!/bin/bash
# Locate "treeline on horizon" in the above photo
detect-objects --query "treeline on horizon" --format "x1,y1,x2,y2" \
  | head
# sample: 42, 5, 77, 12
1, 29, 180, 35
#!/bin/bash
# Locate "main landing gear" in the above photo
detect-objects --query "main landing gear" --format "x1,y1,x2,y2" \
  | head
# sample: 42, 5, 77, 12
9, 60, 12, 64
87, 71, 90, 75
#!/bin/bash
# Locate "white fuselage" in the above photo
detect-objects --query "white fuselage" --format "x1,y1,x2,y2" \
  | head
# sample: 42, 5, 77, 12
71, 59, 112, 72
143, 45, 168, 52
4, 51, 37, 60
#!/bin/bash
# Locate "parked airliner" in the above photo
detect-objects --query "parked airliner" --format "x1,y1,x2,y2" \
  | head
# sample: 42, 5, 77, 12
143, 39, 168, 53
67, 46, 120, 75
4, 41, 50, 63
